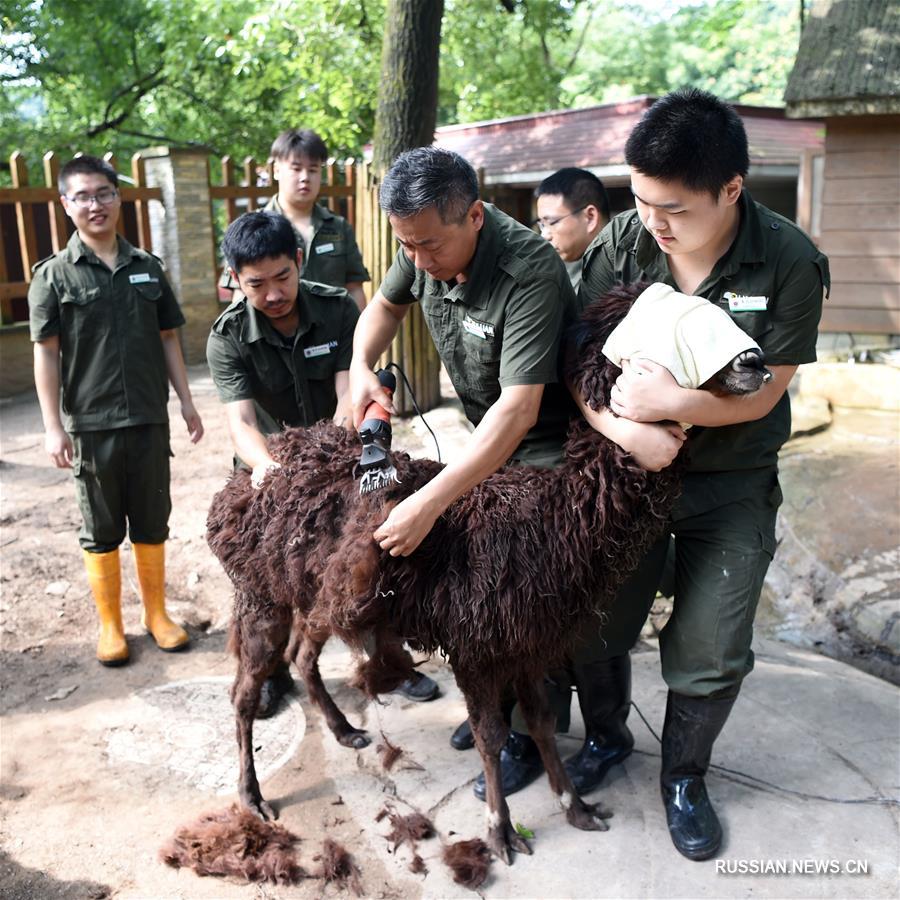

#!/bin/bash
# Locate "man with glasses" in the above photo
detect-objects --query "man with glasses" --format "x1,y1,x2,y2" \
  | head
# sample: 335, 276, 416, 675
29, 155, 204, 667
534, 167, 610, 294
349, 146, 578, 796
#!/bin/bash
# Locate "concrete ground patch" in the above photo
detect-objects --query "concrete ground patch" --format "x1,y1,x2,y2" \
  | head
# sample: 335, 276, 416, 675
104, 676, 306, 795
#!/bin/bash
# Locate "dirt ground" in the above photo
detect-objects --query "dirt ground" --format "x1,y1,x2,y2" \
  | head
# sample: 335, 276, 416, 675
2, 364, 897, 899
0, 366, 448, 899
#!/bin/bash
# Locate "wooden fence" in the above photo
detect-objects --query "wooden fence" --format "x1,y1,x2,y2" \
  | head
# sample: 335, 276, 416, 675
0, 150, 442, 412
0, 152, 162, 326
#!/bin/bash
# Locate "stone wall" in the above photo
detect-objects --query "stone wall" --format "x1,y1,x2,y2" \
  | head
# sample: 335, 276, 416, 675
143, 148, 219, 364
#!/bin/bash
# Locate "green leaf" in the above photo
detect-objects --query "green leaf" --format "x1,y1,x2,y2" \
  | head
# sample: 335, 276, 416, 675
514, 822, 535, 839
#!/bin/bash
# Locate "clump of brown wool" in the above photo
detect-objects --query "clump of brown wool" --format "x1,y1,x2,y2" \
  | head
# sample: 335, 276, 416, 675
159, 804, 304, 885
313, 837, 363, 896
442, 838, 493, 889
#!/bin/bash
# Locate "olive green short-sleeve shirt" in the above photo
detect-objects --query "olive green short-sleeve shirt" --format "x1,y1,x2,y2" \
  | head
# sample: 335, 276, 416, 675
207, 280, 359, 436
219, 198, 369, 297
579, 191, 830, 473
379, 203, 578, 464
28, 233, 185, 432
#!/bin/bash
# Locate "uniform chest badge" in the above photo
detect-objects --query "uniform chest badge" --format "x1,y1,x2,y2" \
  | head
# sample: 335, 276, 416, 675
724, 291, 768, 312
303, 340, 337, 358
462, 314, 495, 339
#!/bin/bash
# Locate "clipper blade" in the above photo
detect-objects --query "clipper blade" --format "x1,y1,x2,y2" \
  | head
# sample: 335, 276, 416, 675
358, 465, 401, 496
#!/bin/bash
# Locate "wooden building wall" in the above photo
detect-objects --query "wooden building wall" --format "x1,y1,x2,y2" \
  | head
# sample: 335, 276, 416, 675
818, 115, 900, 334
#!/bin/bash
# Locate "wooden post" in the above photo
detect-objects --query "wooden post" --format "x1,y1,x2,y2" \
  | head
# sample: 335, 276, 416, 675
244, 157, 258, 211
131, 152, 153, 250
345, 162, 355, 228
42, 152, 69, 254
102, 153, 126, 237
0, 219, 10, 324
325, 161, 337, 212
222, 156, 238, 223
11, 153, 39, 285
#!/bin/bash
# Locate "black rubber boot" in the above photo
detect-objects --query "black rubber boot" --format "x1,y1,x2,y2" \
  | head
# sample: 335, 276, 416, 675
255, 660, 294, 720
660, 691, 737, 861
450, 718, 475, 750
393, 671, 439, 702
473, 730, 544, 801
563, 654, 634, 795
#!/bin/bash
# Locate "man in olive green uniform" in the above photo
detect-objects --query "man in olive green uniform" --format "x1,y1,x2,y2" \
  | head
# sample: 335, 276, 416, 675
29, 155, 204, 667
218, 128, 369, 310
534, 167, 610, 293
208, 210, 361, 716
574, 89, 828, 861
349, 146, 578, 796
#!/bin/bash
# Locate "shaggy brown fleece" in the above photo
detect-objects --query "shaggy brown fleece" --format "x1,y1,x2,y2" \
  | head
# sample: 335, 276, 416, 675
159, 804, 304, 885
443, 838, 493, 888
313, 838, 362, 895
376, 806, 436, 875
376, 733, 404, 771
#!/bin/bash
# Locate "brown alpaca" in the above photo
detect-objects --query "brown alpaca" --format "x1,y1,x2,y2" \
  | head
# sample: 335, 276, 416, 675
206, 283, 771, 863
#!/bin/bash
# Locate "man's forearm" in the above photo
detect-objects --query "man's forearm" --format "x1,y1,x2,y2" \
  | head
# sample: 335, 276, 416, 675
160, 330, 193, 405
229, 420, 274, 470
350, 294, 403, 371
619, 364, 797, 427
33, 340, 63, 431
346, 283, 367, 312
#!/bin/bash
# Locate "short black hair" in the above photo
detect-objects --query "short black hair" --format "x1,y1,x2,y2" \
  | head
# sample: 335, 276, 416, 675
625, 88, 749, 198
58, 155, 118, 195
379, 146, 479, 224
222, 211, 298, 273
535, 167, 610, 222
270, 128, 329, 163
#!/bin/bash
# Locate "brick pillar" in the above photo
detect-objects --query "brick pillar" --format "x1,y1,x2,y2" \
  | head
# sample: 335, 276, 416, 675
142, 147, 218, 364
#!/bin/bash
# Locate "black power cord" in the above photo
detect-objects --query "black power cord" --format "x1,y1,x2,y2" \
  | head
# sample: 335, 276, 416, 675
383, 362, 442, 463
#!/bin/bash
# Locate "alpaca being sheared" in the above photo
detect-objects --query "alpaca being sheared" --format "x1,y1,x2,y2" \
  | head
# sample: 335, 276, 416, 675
206, 282, 771, 862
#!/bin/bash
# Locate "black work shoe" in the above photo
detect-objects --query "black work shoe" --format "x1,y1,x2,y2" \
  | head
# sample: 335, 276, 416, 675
564, 729, 634, 795
662, 775, 723, 860
450, 718, 475, 751
255, 664, 294, 720
393, 671, 439, 702
473, 731, 544, 801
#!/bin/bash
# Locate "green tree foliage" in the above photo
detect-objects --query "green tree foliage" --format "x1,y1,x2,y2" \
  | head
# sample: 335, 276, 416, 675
2, 0, 801, 182
438, 0, 591, 123
1, 0, 384, 177
562, 0, 801, 108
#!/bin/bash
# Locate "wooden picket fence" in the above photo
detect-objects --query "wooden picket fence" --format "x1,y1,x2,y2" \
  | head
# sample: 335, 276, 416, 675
1, 149, 442, 413
210, 155, 357, 226
0, 151, 161, 326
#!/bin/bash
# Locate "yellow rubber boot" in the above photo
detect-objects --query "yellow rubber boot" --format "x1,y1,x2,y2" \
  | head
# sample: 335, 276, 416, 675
83, 548, 129, 666
133, 542, 190, 652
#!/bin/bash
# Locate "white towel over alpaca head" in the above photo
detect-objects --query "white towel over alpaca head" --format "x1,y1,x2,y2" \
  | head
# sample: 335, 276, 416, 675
601, 283, 761, 389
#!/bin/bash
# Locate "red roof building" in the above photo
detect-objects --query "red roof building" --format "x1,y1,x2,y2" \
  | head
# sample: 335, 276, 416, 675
434, 97, 824, 228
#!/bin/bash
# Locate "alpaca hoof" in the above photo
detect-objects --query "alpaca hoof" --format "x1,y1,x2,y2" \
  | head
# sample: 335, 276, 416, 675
244, 795, 277, 821
566, 798, 612, 831
487, 822, 532, 865
339, 729, 370, 749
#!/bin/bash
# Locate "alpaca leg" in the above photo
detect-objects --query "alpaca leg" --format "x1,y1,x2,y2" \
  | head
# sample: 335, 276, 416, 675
294, 630, 370, 749
231, 606, 291, 820
457, 673, 532, 864
513, 675, 613, 831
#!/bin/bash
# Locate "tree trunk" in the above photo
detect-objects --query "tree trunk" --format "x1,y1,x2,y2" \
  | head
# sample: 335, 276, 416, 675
372, 0, 444, 173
